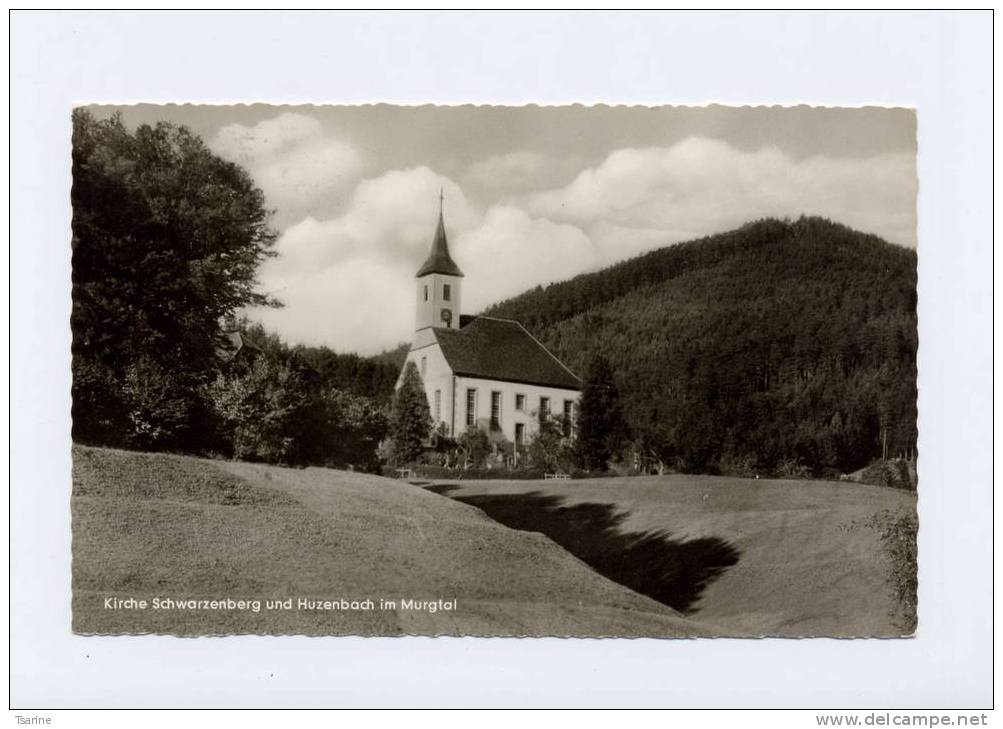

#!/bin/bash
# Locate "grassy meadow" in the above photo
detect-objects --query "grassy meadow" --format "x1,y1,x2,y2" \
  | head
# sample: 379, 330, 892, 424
73, 445, 915, 637
424, 475, 917, 636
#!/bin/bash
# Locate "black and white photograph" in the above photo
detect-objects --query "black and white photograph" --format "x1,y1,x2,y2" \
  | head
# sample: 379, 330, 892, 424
70, 103, 919, 638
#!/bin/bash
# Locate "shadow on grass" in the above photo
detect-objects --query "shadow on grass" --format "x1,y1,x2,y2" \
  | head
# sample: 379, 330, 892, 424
426, 484, 740, 614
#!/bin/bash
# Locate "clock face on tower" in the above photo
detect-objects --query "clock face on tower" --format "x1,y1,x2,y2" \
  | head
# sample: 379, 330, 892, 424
440, 309, 453, 327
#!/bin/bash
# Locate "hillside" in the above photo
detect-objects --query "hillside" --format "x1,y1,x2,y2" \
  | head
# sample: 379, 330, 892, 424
483, 216, 918, 476
71, 446, 711, 637
424, 474, 918, 637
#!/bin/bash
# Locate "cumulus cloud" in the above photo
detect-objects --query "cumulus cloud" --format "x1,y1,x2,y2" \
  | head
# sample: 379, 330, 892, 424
525, 137, 918, 249
211, 113, 364, 225
464, 151, 581, 198
246, 167, 481, 354
245, 167, 604, 353
238, 134, 916, 354
454, 206, 598, 312
252, 257, 414, 355
467, 151, 547, 187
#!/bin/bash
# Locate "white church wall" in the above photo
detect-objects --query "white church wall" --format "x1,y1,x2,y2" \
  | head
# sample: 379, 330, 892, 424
401, 341, 456, 434
453, 375, 580, 445
398, 343, 580, 442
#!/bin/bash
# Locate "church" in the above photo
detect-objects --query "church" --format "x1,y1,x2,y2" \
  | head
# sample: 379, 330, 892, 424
397, 199, 581, 450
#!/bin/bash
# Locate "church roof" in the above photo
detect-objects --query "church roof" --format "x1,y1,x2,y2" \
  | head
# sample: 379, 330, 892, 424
416, 209, 464, 278
432, 316, 581, 390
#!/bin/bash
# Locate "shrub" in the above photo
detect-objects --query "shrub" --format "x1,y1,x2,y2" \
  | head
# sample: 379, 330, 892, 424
121, 356, 198, 450
456, 427, 492, 469
715, 453, 760, 478
322, 389, 388, 473
71, 358, 129, 447
858, 459, 916, 491
413, 465, 548, 480
774, 457, 812, 479
528, 414, 575, 472
869, 509, 918, 633
203, 355, 313, 464
402, 464, 612, 481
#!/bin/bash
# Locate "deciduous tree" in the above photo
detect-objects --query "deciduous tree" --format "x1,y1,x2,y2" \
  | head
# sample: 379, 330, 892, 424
71, 109, 277, 448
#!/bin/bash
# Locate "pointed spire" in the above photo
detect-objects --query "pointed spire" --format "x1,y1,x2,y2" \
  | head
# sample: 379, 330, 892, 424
416, 191, 464, 278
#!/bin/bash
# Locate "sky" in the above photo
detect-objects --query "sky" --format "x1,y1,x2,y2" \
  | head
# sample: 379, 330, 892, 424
90, 104, 917, 355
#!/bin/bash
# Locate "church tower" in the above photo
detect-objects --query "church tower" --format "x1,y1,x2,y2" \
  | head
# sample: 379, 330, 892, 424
415, 193, 463, 331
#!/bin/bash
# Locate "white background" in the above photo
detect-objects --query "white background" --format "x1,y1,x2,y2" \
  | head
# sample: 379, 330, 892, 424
8, 10, 994, 709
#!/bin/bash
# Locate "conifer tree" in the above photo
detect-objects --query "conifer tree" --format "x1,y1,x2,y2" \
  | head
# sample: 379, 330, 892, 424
388, 361, 432, 466
574, 354, 628, 471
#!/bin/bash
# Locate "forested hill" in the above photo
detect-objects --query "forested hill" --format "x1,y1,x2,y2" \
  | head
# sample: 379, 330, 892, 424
483, 216, 918, 476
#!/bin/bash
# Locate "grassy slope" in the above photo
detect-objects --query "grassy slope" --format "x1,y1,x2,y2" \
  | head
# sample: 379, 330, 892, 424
72, 446, 710, 637
423, 475, 917, 637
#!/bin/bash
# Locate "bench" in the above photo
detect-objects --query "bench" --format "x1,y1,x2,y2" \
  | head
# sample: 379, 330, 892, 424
544, 472, 570, 480
395, 468, 414, 479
